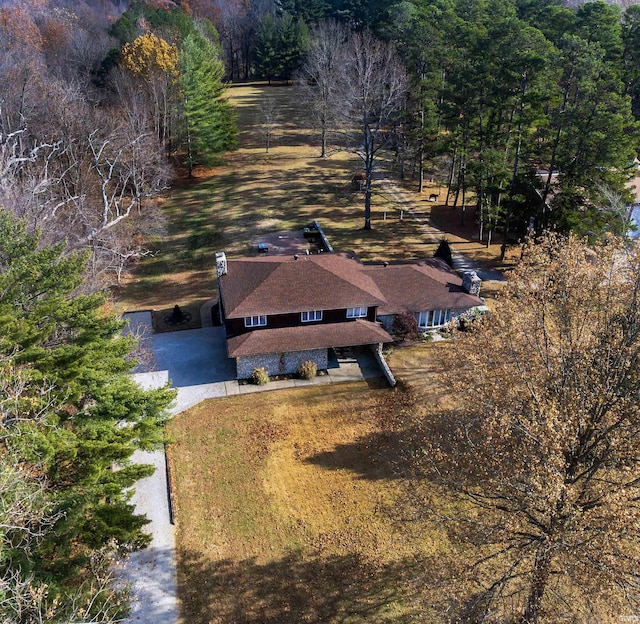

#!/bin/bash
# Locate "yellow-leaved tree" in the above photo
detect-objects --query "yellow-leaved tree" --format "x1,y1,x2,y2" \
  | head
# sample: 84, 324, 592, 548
120, 32, 178, 77
120, 33, 178, 150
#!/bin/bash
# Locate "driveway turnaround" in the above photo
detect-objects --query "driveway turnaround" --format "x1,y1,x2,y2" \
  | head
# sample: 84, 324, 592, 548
122, 312, 382, 624
148, 326, 236, 386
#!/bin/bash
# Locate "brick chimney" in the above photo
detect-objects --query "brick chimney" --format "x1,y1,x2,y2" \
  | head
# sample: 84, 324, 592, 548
215, 252, 227, 277
462, 270, 481, 296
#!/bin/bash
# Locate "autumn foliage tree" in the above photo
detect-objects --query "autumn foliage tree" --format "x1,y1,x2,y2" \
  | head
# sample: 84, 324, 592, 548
120, 32, 179, 150
411, 234, 640, 622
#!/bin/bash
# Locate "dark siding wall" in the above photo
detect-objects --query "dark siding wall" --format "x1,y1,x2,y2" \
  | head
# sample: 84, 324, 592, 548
224, 307, 380, 336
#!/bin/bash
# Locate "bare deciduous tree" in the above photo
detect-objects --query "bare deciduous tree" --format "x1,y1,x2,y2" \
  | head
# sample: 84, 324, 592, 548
341, 32, 408, 230
257, 96, 279, 153
410, 234, 640, 622
296, 20, 348, 158
298, 29, 407, 229
82, 124, 168, 245
0, 77, 169, 290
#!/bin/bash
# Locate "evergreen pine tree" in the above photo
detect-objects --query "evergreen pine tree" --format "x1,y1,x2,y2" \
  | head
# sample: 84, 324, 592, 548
179, 28, 238, 176
0, 210, 175, 619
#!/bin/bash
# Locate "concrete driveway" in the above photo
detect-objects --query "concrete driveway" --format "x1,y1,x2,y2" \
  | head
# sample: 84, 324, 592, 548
149, 326, 236, 386
122, 312, 384, 624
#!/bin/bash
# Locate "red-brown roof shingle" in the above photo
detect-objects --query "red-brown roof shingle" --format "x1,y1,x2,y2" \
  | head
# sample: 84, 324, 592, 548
219, 254, 387, 319
363, 258, 483, 315
227, 320, 392, 358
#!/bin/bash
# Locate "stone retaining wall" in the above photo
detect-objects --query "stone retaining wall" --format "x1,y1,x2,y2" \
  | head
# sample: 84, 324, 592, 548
236, 348, 328, 379
370, 343, 396, 387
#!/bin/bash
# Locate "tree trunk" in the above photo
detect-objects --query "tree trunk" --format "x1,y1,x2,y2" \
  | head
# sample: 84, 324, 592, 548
364, 146, 373, 230
521, 549, 552, 624
541, 85, 570, 227
453, 152, 465, 209
363, 124, 374, 230
364, 179, 372, 230
418, 105, 425, 193
446, 147, 457, 206
500, 220, 509, 260
321, 124, 326, 158
461, 162, 467, 226
185, 101, 194, 177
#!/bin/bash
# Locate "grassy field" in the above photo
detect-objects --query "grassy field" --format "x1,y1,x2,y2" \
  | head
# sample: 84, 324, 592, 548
116, 83, 515, 313
150, 84, 516, 622
168, 369, 452, 623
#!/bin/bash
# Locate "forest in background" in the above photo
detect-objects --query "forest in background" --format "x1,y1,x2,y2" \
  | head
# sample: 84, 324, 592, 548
4, 0, 640, 287
4, 0, 640, 621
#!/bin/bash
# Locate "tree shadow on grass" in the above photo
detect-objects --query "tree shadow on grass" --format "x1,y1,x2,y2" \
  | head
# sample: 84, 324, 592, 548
178, 548, 436, 623
303, 431, 409, 481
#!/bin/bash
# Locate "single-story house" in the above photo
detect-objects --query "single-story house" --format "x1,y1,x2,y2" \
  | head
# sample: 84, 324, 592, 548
215, 250, 484, 379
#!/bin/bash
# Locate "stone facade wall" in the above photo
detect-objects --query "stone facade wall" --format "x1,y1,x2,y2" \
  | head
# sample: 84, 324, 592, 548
370, 343, 396, 387
236, 348, 328, 379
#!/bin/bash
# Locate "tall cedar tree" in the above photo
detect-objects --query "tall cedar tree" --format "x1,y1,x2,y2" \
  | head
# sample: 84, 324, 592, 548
0, 210, 175, 616
411, 233, 640, 622
179, 28, 238, 176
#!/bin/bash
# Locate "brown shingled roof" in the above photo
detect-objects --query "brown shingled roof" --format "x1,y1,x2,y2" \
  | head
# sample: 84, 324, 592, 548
363, 258, 484, 315
227, 320, 392, 358
219, 254, 387, 319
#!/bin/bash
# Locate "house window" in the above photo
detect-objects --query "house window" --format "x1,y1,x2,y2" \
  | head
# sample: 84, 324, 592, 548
244, 315, 267, 327
346, 306, 367, 318
417, 310, 431, 328
301, 310, 323, 322
417, 309, 452, 328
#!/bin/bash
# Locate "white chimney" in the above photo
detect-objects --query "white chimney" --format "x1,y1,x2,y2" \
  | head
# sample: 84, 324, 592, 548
462, 270, 481, 296
215, 252, 227, 277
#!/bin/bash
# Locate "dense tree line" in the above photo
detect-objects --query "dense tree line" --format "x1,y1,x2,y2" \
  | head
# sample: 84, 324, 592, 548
196, 0, 404, 81
4, 0, 640, 621
288, 0, 640, 243
0, 0, 236, 290
196, 0, 640, 241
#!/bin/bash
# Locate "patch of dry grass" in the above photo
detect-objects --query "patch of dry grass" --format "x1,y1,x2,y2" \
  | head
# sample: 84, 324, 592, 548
117, 83, 513, 312
168, 382, 448, 623
386, 341, 458, 407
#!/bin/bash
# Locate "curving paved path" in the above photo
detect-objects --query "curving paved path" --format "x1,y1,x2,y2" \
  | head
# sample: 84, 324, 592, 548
122, 312, 381, 624
377, 176, 505, 282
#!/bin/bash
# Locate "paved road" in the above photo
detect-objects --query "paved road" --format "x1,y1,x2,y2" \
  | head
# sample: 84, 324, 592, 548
378, 176, 506, 282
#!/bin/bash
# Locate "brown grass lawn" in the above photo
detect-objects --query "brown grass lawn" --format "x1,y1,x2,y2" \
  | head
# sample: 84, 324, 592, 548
144, 83, 516, 622
116, 83, 515, 313
168, 378, 451, 623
